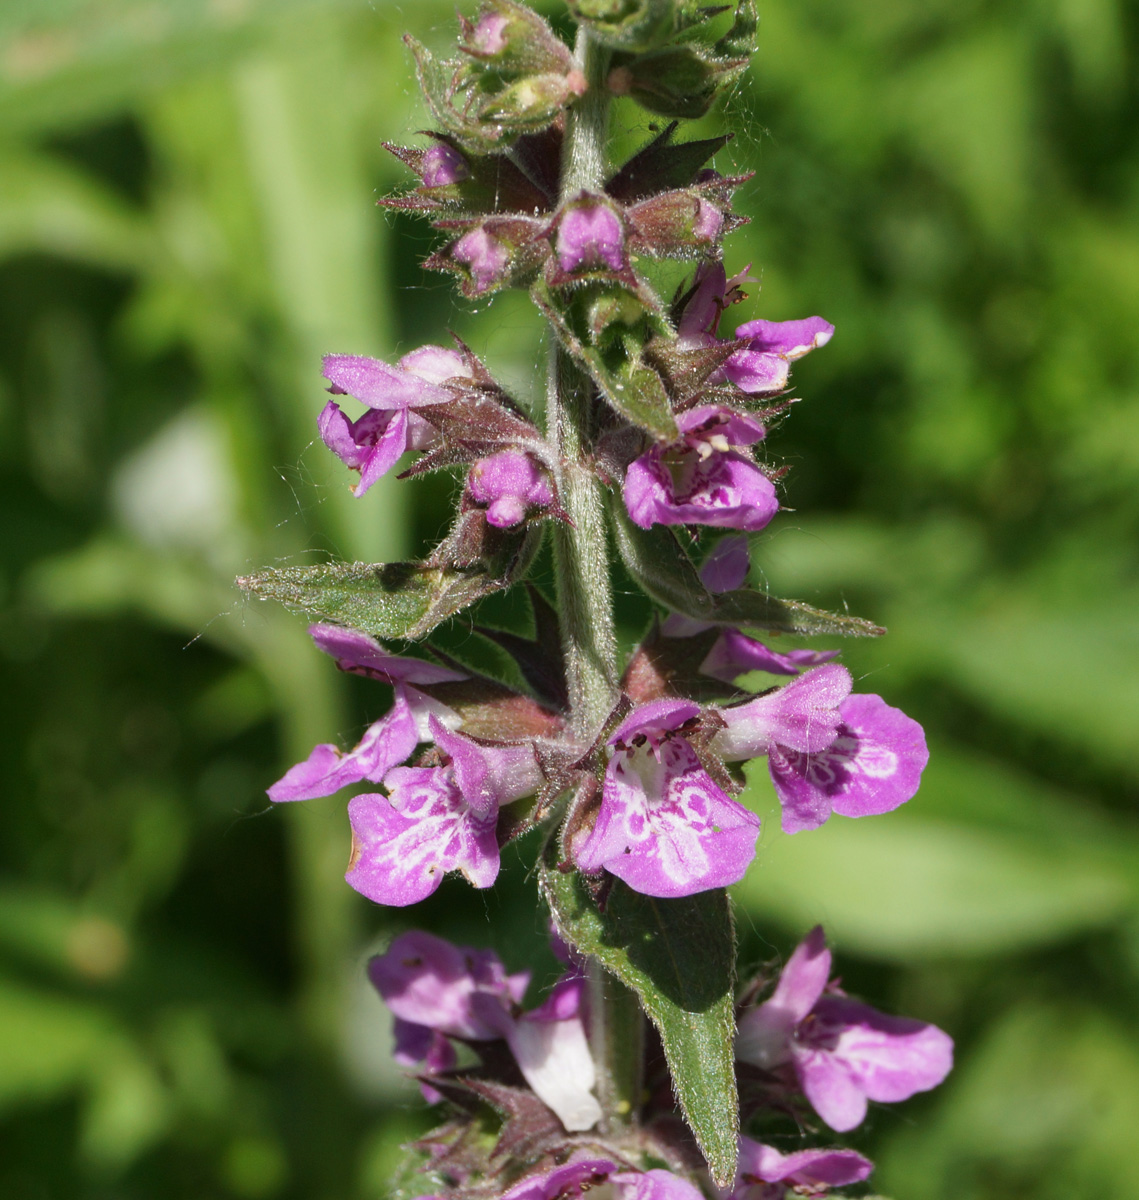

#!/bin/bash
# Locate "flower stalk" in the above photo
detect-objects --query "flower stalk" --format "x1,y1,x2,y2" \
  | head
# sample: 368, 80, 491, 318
237, 0, 956, 1194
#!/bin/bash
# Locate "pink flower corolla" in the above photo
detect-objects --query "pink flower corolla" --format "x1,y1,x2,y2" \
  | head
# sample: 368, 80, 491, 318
623, 406, 779, 532
725, 1137, 873, 1200
574, 698, 760, 898
714, 664, 928, 834
347, 718, 543, 906
662, 537, 839, 681
467, 450, 554, 527
678, 263, 834, 395
735, 927, 953, 1131
319, 345, 472, 496
370, 931, 602, 1131
267, 624, 465, 803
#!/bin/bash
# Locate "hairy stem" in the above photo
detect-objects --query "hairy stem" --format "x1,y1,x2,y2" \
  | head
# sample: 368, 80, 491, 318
548, 26, 618, 737
548, 28, 644, 1131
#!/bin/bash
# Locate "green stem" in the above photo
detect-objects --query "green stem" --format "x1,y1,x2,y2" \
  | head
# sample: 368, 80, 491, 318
547, 27, 644, 1131
547, 27, 618, 737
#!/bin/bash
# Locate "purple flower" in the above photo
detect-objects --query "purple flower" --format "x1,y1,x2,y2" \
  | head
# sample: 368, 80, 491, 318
766, 693, 929, 833
319, 346, 471, 494
553, 194, 628, 276
735, 927, 953, 1131
466, 450, 554, 527
347, 765, 501, 905
714, 664, 928, 833
623, 405, 779, 532
573, 698, 760, 898
678, 263, 833, 395
267, 625, 465, 803
370, 932, 601, 1131
369, 930, 529, 1039
346, 720, 542, 906
726, 1137, 873, 1200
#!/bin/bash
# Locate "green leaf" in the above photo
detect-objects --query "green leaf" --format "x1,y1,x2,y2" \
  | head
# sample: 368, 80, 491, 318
539, 850, 739, 1187
532, 281, 678, 440
611, 506, 885, 636
237, 532, 539, 642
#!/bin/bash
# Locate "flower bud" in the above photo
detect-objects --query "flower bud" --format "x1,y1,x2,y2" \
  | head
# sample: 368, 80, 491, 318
547, 193, 633, 286
427, 216, 547, 296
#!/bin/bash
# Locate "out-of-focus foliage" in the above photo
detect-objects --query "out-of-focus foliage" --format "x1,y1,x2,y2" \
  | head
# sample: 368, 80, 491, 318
0, 0, 1136, 1196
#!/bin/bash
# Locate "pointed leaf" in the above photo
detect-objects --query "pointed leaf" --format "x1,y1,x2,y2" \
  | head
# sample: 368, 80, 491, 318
539, 847, 739, 1186
237, 529, 540, 642
611, 505, 885, 636
607, 123, 730, 201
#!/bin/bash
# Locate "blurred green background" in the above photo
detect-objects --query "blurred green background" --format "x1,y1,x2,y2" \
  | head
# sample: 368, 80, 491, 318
2, 0, 1138, 1197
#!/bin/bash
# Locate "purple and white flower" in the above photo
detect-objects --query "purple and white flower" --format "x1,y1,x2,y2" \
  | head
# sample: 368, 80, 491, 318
574, 698, 760, 897
267, 625, 465, 803
715, 664, 928, 833
370, 932, 602, 1131
319, 346, 473, 495
678, 263, 834, 395
725, 1137, 873, 1200
347, 718, 543, 906
736, 927, 953, 1131
622, 405, 779, 532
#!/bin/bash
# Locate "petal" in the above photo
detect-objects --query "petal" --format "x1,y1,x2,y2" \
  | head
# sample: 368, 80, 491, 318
720, 348, 790, 394
322, 353, 452, 408
398, 344, 470, 383
715, 663, 851, 761
826, 693, 929, 818
677, 261, 728, 344
308, 623, 466, 685
767, 744, 840, 833
793, 1046, 868, 1132
577, 738, 759, 898
736, 927, 831, 1067
700, 630, 838, 684
507, 1008, 602, 1131
267, 697, 418, 802
610, 697, 702, 745
743, 1139, 873, 1188
676, 404, 767, 446
700, 534, 750, 593
733, 316, 835, 359
346, 768, 500, 906
816, 995, 953, 1104
352, 408, 409, 496
430, 718, 543, 822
